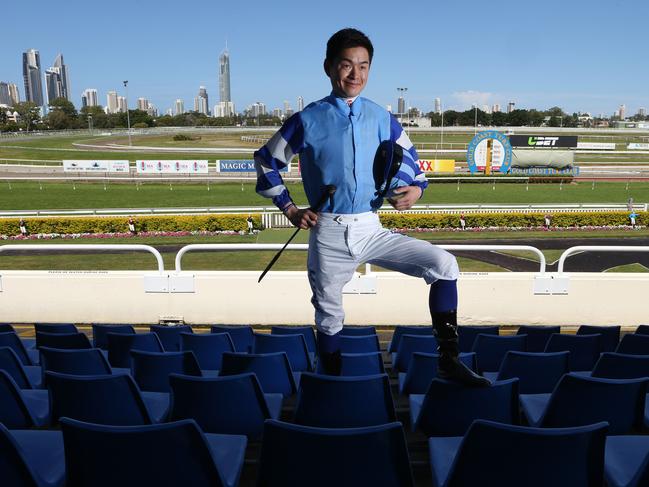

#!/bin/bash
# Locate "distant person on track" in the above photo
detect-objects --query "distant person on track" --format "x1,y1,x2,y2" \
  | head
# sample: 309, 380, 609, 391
629, 211, 638, 229
254, 28, 488, 386
247, 215, 254, 234
19, 218, 28, 236
459, 213, 466, 231
544, 213, 552, 230
128, 217, 137, 235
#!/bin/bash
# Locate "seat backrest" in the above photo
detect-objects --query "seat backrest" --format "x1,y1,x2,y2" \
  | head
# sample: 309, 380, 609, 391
0, 347, 32, 389
388, 326, 432, 353
47, 371, 153, 425
210, 325, 254, 353
577, 325, 621, 352
591, 352, 649, 379
516, 325, 561, 353
270, 326, 317, 354
616, 334, 649, 355
416, 378, 519, 437
60, 418, 228, 487
496, 351, 570, 394
394, 335, 438, 373
340, 325, 377, 336
0, 421, 49, 487
255, 333, 311, 372
0, 332, 33, 365
107, 332, 163, 368
220, 351, 296, 396
40, 347, 113, 378
541, 373, 648, 434
35, 331, 92, 350
150, 325, 193, 352
458, 325, 499, 353
339, 334, 380, 354
340, 352, 385, 376
34, 323, 78, 334
0, 370, 37, 428
131, 350, 201, 392
91, 324, 135, 349
635, 325, 649, 335
545, 334, 601, 371
0, 323, 16, 333
472, 334, 527, 373
259, 420, 413, 487
169, 372, 270, 438
180, 332, 234, 370
443, 420, 607, 487
294, 373, 396, 428
400, 352, 476, 395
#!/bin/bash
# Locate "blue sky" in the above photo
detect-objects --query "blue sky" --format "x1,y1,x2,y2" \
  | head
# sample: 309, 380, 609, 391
2, 0, 647, 116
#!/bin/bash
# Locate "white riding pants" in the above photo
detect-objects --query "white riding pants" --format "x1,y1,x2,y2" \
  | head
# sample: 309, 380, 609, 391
307, 212, 459, 335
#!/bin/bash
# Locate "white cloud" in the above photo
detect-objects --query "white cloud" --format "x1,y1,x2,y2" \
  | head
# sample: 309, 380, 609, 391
451, 90, 496, 110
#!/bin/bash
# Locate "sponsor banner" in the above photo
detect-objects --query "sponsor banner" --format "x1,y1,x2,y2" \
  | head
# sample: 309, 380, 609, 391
136, 160, 209, 174
510, 166, 580, 176
577, 142, 616, 150
509, 135, 578, 148
628, 143, 649, 150
63, 160, 130, 173
217, 160, 290, 172
466, 131, 513, 174
418, 159, 455, 173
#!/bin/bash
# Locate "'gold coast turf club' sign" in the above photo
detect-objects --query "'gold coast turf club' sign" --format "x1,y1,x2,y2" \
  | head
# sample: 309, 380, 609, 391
466, 131, 513, 175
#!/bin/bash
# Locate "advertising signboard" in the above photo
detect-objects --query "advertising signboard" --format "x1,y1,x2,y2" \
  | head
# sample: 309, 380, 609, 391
576, 142, 616, 150
466, 131, 512, 174
63, 160, 130, 173
136, 160, 209, 174
217, 160, 290, 172
418, 160, 455, 173
509, 135, 578, 148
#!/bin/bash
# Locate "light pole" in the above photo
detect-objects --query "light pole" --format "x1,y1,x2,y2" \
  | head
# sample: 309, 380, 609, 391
87, 114, 93, 134
123, 80, 132, 146
558, 116, 563, 129
474, 105, 478, 135
440, 102, 444, 151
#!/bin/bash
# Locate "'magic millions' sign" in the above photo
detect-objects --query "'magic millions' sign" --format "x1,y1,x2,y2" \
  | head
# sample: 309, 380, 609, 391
217, 160, 290, 172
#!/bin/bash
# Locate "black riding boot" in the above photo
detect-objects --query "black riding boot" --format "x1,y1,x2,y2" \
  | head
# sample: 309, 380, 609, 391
316, 330, 342, 376
432, 310, 491, 387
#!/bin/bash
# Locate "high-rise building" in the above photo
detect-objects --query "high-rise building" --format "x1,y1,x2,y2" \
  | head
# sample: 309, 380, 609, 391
272, 107, 283, 118
106, 91, 118, 114
639, 107, 647, 117
507, 101, 516, 113
166, 108, 173, 116
297, 96, 304, 111
137, 98, 149, 111
249, 102, 266, 117
8, 84, 20, 106
22, 49, 44, 108
81, 89, 98, 107
175, 99, 184, 115
194, 86, 209, 115
434, 97, 441, 114
283, 100, 293, 118
45, 54, 71, 104
492, 104, 501, 113
619, 104, 626, 120
117, 96, 127, 113
214, 101, 235, 117
219, 49, 231, 103
397, 96, 406, 115
0, 83, 11, 106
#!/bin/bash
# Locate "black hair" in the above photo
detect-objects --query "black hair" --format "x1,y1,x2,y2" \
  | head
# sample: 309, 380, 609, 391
325, 28, 374, 65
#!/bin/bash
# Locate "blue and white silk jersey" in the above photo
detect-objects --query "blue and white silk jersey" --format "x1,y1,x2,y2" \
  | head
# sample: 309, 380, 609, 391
254, 93, 428, 214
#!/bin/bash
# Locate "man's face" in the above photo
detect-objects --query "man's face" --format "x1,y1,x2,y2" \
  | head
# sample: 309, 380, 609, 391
325, 46, 371, 99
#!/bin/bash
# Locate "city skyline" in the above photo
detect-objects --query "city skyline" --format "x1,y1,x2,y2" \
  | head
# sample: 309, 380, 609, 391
2, 0, 648, 117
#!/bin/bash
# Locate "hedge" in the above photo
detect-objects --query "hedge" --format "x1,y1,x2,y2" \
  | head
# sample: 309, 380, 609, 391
0, 211, 644, 236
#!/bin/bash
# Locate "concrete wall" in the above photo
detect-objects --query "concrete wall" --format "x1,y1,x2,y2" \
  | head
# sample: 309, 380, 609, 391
0, 270, 646, 326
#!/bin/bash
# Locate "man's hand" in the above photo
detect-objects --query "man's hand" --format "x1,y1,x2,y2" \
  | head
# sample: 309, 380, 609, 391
285, 205, 318, 229
388, 186, 422, 211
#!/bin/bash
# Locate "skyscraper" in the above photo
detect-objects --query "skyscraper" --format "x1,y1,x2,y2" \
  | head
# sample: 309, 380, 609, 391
397, 96, 406, 115
194, 86, 209, 115
297, 96, 304, 112
82, 89, 98, 107
434, 97, 441, 114
137, 98, 149, 111
619, 104, 626, 120
175, 99, 184, 115
219, 48, 231, 103
0, 83, 11, 106
22, 49, 44, 108
106, 91, 118, 114
507, 101, 516, 113
8, 84, 20, 106
492, 104, 501, 113
639, 108, 647, 117
45, 54, 71, 104
117, 96, 127, 113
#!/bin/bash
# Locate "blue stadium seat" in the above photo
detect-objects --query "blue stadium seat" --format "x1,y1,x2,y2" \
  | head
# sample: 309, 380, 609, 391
0, 370, 49, 428
520, 373, 648, 434
180, 332, 234, 373
91, 324, 135, 349
340, 352, 386, 376
150, 324, 193, 352
60, 417, 247, 487
590, 352, 649, 379
35, 331, 92, 350
483, 351, 570, 394
255, 333, 313, 372
398, 352, 477, 395
340, 325, 377, 336
107, 332, 164, 368
339, 334, 380, 353
617, 334, 649, 355
46, 371, 169, 425
258, 420, 414, 487
472, 334, 527, 374
34, 323, 78, 334
0, 323, 16, 333
294, 373, 395, 428
605, 435, 649, 487
0, 332, 38, 365
578, 325, 621, 353
271, 325, 317, 354
0, 347, 42, 389
429, 419, 607, 487
458, 325, 499, 353
169, 372, 282, 439
516, 325, 561, 352
387, 325, 432, 354
211, 325, 254, 353
410, 378, 519, 437
131, 350, 202, 392
635, 325, 649, 335
39, 347, 120, 382
392, 334, 438, 373
220, 351, 297, 396
545, 333, 601, 371
0, 422, 65, 487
